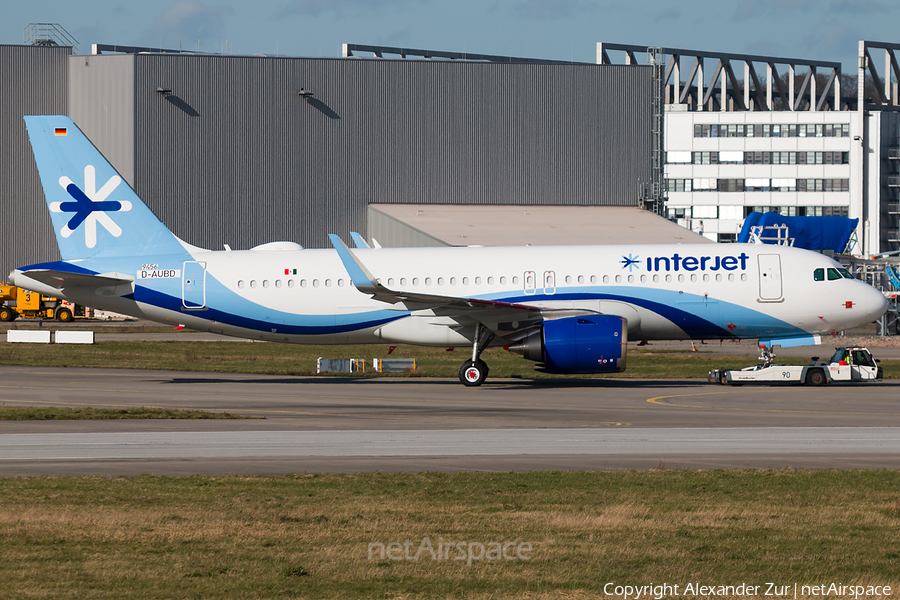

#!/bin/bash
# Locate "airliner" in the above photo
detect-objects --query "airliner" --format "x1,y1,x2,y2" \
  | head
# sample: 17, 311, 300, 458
10, 116, 889, 386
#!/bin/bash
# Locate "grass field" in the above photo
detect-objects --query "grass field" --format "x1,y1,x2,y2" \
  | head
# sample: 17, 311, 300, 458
1, 470, 898, 599
1, 339, 898, 380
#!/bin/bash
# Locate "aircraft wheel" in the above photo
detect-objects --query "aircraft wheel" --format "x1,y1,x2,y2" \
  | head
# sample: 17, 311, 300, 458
459, 359, 489, 387
806, 369, 826, 386
56, 308, 74, 322
0, 307, 16, 322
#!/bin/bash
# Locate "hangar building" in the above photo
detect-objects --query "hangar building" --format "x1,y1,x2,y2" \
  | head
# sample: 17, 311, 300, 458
1, 29, 683, 279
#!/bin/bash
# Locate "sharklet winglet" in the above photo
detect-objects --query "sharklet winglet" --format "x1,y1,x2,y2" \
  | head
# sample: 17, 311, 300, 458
328, 234, 379, 291
350, 231, 370, 249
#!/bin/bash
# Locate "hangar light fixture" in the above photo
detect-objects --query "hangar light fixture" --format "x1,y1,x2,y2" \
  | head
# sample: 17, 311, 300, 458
298, 87, 314, 98
156, 86, 172, 95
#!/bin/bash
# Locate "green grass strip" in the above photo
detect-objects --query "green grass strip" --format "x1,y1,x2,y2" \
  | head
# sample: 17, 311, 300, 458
1, 340, 898, 379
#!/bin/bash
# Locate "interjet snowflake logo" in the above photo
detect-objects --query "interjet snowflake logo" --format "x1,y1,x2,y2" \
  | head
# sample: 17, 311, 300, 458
50, 165, 132, 248
620, 253, 640, 271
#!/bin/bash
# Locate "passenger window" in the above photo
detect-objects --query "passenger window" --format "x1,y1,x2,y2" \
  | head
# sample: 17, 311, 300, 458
827, 268, 841, 281
813, 268, 824, 281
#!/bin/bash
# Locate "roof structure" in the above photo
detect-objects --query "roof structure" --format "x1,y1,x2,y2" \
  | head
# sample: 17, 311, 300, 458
368, 205, 712, 247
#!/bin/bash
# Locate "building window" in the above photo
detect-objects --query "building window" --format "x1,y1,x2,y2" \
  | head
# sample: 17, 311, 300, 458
719, 206, 743, 220
667, 206, 691, 219
694, 122, 850, 138
667, 151, 692, 163
693, 205, 718, 219
718, 150, 743, 164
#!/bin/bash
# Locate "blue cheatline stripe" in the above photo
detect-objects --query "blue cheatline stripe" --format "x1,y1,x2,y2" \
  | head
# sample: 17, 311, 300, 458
128, 285, 406, 336
19, 261, 808, 341
486, 288, 806, 340
17, 261, 98, 275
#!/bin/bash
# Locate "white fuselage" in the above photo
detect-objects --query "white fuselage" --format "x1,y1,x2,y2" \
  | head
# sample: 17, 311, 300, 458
16, 242, 888, 349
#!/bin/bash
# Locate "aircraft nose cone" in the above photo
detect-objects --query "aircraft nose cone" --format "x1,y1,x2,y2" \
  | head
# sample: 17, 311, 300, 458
867, 285, 889, 321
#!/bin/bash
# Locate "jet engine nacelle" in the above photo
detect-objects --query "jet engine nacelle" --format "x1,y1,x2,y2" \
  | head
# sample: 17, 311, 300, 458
507, 315, 627, 374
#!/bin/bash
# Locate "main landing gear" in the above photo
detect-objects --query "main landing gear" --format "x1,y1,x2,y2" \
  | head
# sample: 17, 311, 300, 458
458, 323, 495, 387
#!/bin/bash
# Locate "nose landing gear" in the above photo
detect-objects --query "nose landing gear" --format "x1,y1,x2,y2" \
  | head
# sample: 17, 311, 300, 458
458, 323, 495, 387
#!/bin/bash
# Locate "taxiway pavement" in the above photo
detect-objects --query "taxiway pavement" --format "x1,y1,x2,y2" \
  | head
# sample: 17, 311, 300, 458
0, 366, 898, 475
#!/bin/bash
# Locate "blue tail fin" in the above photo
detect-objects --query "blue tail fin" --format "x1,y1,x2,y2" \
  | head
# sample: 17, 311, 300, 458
24, 116, 194, 260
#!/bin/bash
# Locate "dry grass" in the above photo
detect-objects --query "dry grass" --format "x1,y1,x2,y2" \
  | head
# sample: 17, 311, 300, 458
0, 406, 254, 420
1, 471, 898, 598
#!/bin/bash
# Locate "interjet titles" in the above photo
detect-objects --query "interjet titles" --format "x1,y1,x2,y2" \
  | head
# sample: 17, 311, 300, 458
645, 252, 749, 273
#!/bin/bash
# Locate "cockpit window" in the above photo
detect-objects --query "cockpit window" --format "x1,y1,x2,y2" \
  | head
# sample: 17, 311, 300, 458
837, 268, 854, 280
813, 268, 824, 281
827, 268, 842, 281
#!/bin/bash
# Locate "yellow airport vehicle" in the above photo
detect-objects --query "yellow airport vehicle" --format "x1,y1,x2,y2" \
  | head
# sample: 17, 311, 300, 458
0, 282, 77, 322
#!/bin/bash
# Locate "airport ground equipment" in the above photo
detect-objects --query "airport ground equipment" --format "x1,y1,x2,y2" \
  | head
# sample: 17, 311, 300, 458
709, 346, 882, 386
0, 283, 93, 322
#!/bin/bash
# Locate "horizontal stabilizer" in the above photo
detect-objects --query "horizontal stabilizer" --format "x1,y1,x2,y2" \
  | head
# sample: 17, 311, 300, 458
13, 263, 133, 293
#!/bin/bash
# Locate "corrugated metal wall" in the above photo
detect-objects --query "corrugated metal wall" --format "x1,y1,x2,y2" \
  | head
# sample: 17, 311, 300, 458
126, 55, 651, 251
6, 48, 652, 277
0, 45, 69, 279
69, 54, 135, 184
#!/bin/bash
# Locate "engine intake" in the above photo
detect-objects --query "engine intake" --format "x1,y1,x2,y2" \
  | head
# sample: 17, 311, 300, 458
507, 315, 627, 374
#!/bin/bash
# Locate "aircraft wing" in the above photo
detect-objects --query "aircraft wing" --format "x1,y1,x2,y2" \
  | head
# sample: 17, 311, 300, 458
328, 235, 596, 336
